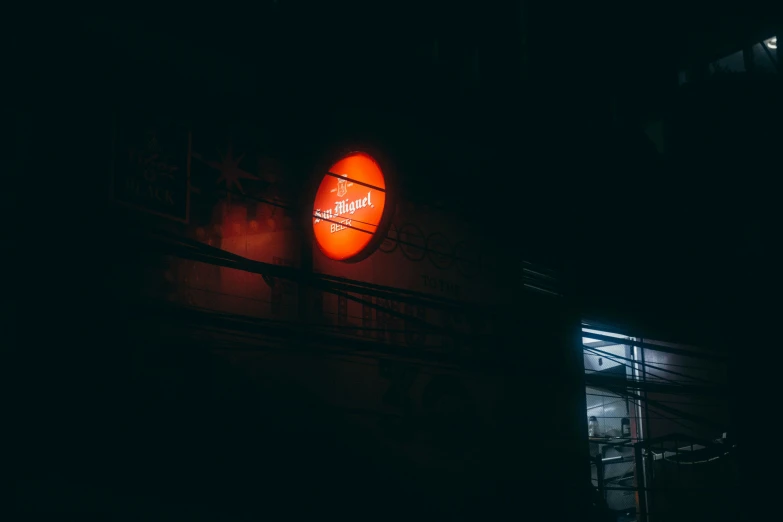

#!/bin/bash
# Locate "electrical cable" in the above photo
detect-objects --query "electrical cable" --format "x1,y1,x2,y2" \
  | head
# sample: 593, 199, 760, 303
208, 186, 545, 271
180, 257, 720, 385
661, 449, 734, 465
585, 392, 726, 406
324, 171, 386, 193
123, 296, 496, 372
585, 374, 726, 399
610, 387, 723, 430
126, 291, 727, 439
583, 331, 725, 361
584, 359, 685, 389
181, 284, 458, 338
583, 338, 723, 372
584, 346, 714, 384
118, 209, 728, 436
585, 345, 715, 385
587, 389, 707, 437
165, 249, 724, 401
584, 349, 728, 411
182, 282, 432, 333
142, 224, 499, 318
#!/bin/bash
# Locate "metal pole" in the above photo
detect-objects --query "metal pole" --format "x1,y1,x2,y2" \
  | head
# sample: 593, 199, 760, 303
639, 338, 653, 520
635, 442, 648, 522
596, 454, 606, 502
646, 446, 656, 521
639, 339, 652, 442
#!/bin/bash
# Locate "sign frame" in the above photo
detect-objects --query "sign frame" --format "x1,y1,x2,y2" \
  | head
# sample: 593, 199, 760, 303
306, 146, 397, 264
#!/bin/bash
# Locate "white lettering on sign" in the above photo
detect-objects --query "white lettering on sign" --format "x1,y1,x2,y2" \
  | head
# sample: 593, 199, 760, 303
330, 219, 352, 234
314, 191, 373, 225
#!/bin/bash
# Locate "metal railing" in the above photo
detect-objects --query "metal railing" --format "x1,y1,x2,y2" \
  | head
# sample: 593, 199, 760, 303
590, 434, 738, 522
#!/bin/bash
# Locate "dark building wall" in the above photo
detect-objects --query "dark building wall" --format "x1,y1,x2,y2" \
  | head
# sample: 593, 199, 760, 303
17, 10, 598, 518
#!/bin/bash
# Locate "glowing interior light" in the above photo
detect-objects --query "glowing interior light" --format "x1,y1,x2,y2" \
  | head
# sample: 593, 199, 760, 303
765, 37, 777, 49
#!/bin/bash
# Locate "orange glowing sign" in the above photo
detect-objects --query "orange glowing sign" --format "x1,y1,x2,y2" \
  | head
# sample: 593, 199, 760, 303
312, 152, 388, 262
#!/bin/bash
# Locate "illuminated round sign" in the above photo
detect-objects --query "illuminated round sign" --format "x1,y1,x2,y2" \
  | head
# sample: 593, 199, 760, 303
312, 151, 391, 262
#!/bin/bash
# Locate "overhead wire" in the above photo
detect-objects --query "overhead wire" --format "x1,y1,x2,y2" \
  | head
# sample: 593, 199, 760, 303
211, 186, 524, 269
135, 232, 477, 341
120, 190, 726, 431
182, 282, 430, 333
182, 281, 450, 339
588, 388, 713, 436
585, 392, 726, 406
583, 340, 715, 370
582, 330, 725, 361
584, 346, 713, 386
585, 348, 720, 370
584, 373, 726, 399
133, 283, 729, 445
583, 348, 728, 407
126, 295, 484, 371
143, 224, 498, 318
134, 221, 721, 380
324, 171, 386, 193
181, 228, 717, 382
587, 378, 726, 430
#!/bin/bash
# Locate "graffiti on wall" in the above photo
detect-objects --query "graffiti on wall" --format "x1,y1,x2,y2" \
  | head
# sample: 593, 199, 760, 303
111, 113, 191, 223
388, 222, 484, 280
